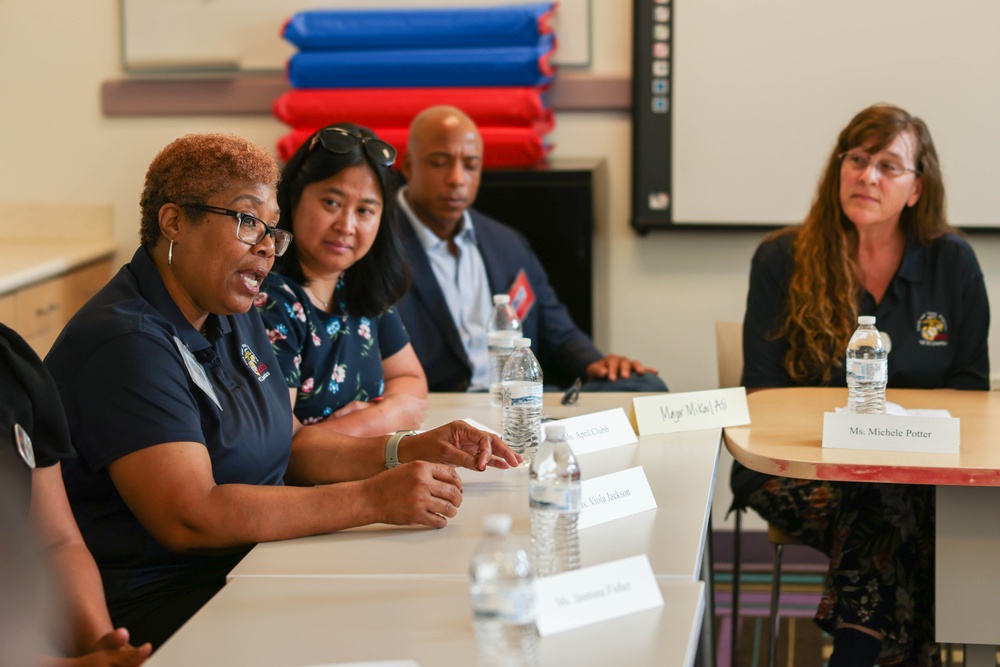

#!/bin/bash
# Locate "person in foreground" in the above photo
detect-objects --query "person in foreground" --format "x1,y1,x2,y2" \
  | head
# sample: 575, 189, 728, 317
46, 134, 521, 649
257, 122, 427, 437
0, 324, 150, 667
732, 104, 989, 666
395, 105, 668, 393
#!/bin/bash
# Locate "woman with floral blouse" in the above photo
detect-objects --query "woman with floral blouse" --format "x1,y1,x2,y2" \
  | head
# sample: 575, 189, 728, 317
257, 123, 427, 436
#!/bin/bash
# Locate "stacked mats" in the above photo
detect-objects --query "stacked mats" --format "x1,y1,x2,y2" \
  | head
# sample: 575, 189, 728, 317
274, 3, 557, 167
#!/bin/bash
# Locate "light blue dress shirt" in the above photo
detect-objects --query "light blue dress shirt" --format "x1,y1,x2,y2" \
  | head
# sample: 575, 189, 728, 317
398, 187, 492, 390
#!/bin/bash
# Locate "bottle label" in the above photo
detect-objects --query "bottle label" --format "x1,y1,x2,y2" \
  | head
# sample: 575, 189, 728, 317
530, 481, 582, 512
504, 381, 543, 406
846, 358, 887, 382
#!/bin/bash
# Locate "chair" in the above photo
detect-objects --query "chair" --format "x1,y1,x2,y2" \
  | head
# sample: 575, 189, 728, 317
715, 321, 808, 667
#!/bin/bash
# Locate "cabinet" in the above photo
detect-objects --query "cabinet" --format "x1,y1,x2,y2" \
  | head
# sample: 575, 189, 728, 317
475, 158, 603, 341
2, 259, 112, 357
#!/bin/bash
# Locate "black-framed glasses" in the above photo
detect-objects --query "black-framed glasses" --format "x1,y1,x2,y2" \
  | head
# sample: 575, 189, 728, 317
308, 127, 397, 167
187, 204, 293, 256
838, 151, 919, 179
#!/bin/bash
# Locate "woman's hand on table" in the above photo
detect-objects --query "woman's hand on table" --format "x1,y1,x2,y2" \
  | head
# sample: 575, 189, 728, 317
331, 394, 427, 430
45, 628, 152, 667
364, 462, 463, 528
402, 421, 523, 471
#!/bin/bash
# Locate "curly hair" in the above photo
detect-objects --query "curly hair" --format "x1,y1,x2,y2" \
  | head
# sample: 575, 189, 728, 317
139, 134, 280, 249
777, 103, 952, 383
273, 122, 408, 317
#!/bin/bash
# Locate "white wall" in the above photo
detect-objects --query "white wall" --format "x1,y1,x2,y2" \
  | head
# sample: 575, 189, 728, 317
2, 1, 998, 531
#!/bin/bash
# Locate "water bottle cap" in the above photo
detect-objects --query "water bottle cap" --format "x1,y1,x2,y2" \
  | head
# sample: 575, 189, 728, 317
482, 514, 512, 536
858, 315, 876, 326
493, 294, 511, 305
544, 424, 566, 441
514, 337, 531, 348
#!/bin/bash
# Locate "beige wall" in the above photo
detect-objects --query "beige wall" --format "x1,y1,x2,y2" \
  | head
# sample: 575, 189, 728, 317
3, 1, 998, 530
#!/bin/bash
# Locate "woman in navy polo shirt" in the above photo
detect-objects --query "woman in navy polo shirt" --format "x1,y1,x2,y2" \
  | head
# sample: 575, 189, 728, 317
732, 105, 989, 666
46, 134, 521, 649
0, 323, 152, 665
257, 123, 428, 437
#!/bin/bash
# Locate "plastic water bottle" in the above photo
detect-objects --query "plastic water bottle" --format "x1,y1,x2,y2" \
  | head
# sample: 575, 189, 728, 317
846, 315, 887, 414
469, 514, 538, 667
501, 338, 543, 461
529, 424, 582, 577
488, 295, 521, 407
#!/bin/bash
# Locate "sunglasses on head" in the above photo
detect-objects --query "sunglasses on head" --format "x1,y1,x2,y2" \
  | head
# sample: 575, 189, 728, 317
308, 127, 397, 167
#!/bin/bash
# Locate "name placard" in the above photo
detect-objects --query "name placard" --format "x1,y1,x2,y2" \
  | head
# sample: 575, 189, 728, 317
301, 661, 420, 667
534, 555, 664, 636
578, 466, 657, 529
631, 387, 750, 435
549, 408, 638, 455
822, 412, 959, 454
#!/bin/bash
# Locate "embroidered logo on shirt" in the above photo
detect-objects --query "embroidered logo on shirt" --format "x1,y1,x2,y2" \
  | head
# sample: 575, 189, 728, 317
917, 312, 949, 347
240, 343, 271, 382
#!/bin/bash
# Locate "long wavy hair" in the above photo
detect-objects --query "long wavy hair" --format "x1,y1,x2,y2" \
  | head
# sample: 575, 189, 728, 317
777, 103, 952, 383
274, 122, 408, 317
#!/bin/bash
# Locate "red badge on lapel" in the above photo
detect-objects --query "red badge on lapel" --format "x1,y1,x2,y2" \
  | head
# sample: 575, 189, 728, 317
508, 269, 536, 321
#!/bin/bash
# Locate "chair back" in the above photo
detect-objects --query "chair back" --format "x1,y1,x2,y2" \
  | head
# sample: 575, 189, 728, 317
715, 320, 744, 388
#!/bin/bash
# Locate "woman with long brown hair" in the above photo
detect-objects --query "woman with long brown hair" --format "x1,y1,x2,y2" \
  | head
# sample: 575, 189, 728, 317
732, 104, 989, 666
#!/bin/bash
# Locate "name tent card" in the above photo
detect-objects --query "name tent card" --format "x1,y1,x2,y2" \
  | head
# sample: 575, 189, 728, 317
549, 408, 638, 455
578, 466, 657, 529
534, 555, 664, 636
822, 412, 959, 454
631, 387, 750, 435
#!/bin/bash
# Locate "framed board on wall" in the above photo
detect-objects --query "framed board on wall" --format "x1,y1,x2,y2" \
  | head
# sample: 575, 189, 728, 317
632, 0, 1000, 232
120, 0, 592, 72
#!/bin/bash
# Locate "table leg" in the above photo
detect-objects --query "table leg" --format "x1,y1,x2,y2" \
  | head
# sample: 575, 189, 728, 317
936, 486, 1000, 657
963, 644, 996, 667
697, 515, 717, 667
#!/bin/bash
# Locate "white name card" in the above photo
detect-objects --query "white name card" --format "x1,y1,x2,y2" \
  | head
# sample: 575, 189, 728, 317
550, 408, 638, 455
300, 662, 420, 667
578, 466, 657, 529
822, 412, 960, 454
631, 387, 750, 435
534, 555, 664, 636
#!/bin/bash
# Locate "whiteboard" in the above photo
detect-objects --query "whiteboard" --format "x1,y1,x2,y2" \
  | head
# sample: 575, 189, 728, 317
669, 0, 1000, 228
120, 0, 591, 71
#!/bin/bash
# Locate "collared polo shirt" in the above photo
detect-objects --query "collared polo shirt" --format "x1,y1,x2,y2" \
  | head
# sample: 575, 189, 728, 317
0, 323, 76, 514
398, 187, 492, 389
47, 246, 292, 615
741, 231, 990, 390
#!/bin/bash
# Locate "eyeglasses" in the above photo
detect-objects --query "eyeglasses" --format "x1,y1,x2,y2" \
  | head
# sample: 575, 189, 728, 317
187, 204, 293, 256
839, 151, 919, 179
308, 127, 397, 167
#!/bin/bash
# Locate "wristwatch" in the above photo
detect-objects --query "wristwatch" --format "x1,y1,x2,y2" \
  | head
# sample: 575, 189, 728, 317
384, 430, 417, 469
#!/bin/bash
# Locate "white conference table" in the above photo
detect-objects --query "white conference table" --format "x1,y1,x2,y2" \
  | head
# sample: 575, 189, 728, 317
725, 387, 1000, 667
147, 393, 721, 667
145, 576, 705, 667
229, 393, 720, 583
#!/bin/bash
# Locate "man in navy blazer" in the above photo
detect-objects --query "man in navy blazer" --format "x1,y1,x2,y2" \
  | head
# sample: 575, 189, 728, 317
394, 105, 666, 393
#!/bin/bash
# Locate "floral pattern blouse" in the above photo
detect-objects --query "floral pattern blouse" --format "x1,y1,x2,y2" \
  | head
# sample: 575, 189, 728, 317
255, 272, 410, 425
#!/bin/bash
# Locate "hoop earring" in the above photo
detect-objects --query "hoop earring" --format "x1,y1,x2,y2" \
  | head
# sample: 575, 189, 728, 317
168, 239, 174, 266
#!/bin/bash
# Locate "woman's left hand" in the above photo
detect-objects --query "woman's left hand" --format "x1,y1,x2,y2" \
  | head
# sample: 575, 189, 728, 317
400, 421, 523, 471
